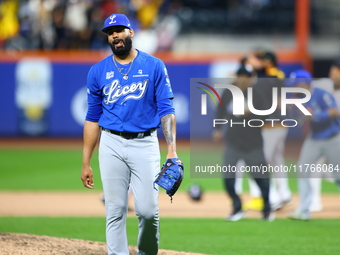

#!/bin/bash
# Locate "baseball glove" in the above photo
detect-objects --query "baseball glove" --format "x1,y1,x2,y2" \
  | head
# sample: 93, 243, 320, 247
154, 158, 184, 202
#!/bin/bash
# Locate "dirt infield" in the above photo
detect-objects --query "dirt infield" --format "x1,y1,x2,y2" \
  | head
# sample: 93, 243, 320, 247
1, 191, 340, 218
0, 232, 205, 255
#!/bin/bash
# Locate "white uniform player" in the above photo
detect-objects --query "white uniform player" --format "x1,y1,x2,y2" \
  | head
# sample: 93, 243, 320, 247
81, 14, 178, 255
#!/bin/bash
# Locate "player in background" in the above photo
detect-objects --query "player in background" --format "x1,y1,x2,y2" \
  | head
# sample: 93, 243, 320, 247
212, 64, 273, 221
330, 59, 340, 104
80, 14, 179, 254
255, 51, 285, 78
287, 69, 340, 220
242, 51, 292, 211
305, 60, 340, 212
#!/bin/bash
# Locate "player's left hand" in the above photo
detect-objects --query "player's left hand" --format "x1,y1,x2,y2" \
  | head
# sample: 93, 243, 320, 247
154, 158, 184, 200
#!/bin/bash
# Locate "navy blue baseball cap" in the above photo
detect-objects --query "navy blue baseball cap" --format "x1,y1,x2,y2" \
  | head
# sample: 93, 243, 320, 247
286, 69, 312, 87
101, 14, 131, 33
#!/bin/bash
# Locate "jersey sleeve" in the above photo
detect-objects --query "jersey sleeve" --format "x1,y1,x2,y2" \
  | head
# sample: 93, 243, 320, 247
85, 66, 103, 122
157, 98, 175, 119
154, 60, 175, 118
312, 90, 338, 122
154, 60, 174, 101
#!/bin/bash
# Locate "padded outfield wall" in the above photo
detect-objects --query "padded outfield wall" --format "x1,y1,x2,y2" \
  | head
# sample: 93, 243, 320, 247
0, 51, 304, 139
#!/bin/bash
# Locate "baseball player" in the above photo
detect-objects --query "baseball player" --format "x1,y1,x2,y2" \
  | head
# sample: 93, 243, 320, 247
330, 59, 340, 105
287, 69, 340, 220
80, 14, 179, 254
307, 59, 340, 212
213, 64, 273, 221
243, 51, 292, 211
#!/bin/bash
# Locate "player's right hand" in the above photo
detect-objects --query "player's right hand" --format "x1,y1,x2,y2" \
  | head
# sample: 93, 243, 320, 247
81, 166, 94, 189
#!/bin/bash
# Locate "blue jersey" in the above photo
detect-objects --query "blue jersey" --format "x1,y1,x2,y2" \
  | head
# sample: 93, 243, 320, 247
307, 87, 340, 139
86, 50, 174, 132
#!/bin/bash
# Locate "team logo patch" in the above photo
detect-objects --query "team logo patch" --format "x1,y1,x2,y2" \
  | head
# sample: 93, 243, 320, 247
106, 71, 114, 79
164, 68, 171, 87
133, 70, 149, 78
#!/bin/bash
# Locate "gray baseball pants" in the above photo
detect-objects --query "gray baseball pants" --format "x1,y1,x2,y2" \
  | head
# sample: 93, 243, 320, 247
297, 132, 340, 216
99, 129, 160, 255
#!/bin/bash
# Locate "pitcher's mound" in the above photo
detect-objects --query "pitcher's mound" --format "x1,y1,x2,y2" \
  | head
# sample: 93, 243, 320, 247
0, 233, 204, 255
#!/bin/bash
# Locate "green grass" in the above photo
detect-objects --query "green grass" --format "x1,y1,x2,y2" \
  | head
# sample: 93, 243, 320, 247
0, 217, 339, 255
1, 146, 339, 255
1, 149, 97, 190
1, 148, 339, 193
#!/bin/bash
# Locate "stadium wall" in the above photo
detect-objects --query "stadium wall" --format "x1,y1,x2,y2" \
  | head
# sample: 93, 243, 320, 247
0, 51, 304, 138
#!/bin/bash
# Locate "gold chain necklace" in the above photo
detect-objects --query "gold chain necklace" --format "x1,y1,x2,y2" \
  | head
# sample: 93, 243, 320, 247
113, 55, 136, 80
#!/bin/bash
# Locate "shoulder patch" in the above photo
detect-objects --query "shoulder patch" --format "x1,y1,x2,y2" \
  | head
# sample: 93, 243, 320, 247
106, 71, 114, 80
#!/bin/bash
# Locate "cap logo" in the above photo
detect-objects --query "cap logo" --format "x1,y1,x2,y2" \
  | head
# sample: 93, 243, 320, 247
109, 15, 117, 24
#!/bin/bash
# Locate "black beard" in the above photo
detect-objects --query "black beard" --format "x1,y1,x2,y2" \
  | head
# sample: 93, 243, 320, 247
109, 36, 133, 56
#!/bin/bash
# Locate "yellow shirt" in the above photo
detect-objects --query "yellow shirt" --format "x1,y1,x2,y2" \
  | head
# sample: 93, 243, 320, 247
0, 0, 19, 40
266, 67, 285, 79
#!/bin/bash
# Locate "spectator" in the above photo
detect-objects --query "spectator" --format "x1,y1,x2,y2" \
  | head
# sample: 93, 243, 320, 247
51, 4, 69, 49
0, 0, 20, 47
64, 0, 90, 48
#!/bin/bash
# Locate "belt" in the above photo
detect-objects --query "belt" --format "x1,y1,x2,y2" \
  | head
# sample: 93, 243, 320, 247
102, 128, 154, 139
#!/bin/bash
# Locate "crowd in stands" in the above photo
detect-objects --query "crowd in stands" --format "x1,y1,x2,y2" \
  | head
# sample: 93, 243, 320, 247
0, 0, 182, 51
0, 0, 333, 51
